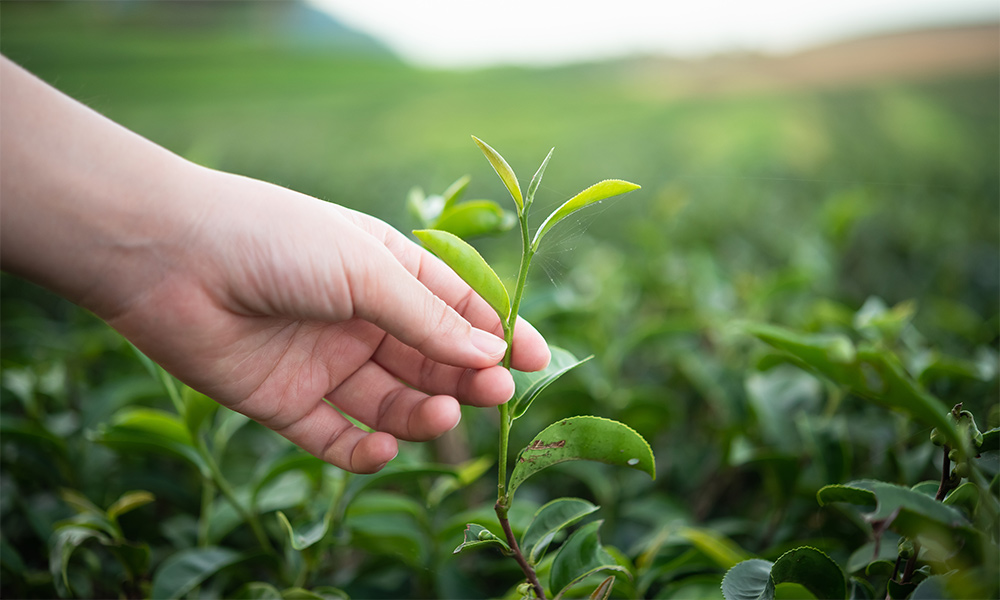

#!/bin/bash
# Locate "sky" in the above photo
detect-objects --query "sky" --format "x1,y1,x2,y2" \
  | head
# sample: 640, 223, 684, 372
307, 0, 998, 68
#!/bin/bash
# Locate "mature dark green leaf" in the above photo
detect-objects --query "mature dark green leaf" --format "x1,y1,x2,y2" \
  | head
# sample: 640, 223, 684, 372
521, 497, 599, 564
413, 229, 510, 320
942, 481, 979, 516
452, 523, 511, 555
721, 558, 775, 600
817, 484, 877, 509
90, 409, 210, 477
770, 547, 846, 600
510, 345, 592, 420
532, 180, 641, 251
472, 136, 523, 212
981, 427, 1000, 452
433, 200, 514, 239
507, 416, 655, 502
909, 575, 950, 600
235, 582, 283, 599
150, 546, 244, 600
745, 322, 966, 451
549, 520, 627, 599
49, 525, 112, 597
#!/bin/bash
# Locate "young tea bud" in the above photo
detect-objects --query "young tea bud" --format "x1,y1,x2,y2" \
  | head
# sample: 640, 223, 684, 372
953, 461, 970, 479
897, 538, 915, 560
929, 427, 946, 447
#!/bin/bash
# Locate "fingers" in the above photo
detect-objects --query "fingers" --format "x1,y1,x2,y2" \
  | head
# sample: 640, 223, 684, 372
339, 207, 551, 372
343, 232, 510, 370
267, 399, 399, 474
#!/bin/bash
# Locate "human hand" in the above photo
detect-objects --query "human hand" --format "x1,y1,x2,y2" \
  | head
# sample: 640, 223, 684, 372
0, 56, 550, 473
109, 170, 551, 473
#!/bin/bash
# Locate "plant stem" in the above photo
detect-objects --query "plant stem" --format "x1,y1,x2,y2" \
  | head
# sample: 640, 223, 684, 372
492, 209, 546, 597
935, 445, 953, 501
496, 210, 534, 507
197, 437, 276, 555
496, 501, 547, 599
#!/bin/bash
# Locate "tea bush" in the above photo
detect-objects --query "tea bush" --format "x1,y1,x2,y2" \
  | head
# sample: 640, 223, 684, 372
1, 3, 997, 599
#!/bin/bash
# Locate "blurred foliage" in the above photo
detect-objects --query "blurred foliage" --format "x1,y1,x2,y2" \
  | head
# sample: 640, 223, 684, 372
1, 2, 997, 598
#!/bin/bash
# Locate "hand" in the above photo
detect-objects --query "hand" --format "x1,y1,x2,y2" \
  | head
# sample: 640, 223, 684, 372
109, 170, 551, 473
0, 56, 550, 473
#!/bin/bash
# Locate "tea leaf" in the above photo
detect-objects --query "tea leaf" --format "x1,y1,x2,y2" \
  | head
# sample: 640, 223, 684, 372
721, 559, 775, 600
532, 179, 640, 251
527, 147, 555, 208
433, 200, 515, 239
91, 408, 210, 477
770, 547, 846, 600
441, 175, 471, 209
276, 510, 333, 551
50, 526, 113, 598
521, 497, 600, 564
107, 490, 155, 522
453, 523, 511, 555
507, 416, 655, 502
151, 546, 244, 600
549, 520, 627, 599
677, 527, 751, 569
510, 345, 592, 420
472, 136, 523, 212
413, 228, 510, 320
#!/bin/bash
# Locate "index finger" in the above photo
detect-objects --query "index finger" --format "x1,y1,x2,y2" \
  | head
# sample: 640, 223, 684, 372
340, 206, 551, 372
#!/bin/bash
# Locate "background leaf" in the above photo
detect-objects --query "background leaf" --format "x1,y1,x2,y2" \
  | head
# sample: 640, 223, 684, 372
770, 547, 846, 600
151, 546, 244, 600
432, 200, 515, 239
721, 558, 775, 600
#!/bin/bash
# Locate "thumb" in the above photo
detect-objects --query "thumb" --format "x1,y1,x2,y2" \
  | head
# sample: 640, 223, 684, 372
346, 235, 508, 369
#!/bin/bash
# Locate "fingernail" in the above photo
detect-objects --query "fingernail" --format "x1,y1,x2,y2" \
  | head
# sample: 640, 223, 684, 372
471, 328, 507, 358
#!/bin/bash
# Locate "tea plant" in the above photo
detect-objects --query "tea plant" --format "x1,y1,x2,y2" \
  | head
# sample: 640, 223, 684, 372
413, 136, 652, 599
719, 307, 1000, 600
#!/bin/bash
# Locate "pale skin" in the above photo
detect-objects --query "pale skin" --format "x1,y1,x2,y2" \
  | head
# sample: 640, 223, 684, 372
0, 56, 550, 474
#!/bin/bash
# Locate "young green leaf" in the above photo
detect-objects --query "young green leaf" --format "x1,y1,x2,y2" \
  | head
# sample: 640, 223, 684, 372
510, 346, 593, 420
413, 228, 510, 321
527, 147, 555, 208
532, 179, 640, 251
521, 497, 600, 564
453, 523, 511, 555
472, 135, 523, 213
106, 490, 155, 523
507, 416, 655, 503
441, 175, 471, 209
549, 520, 627, 599
432, 200, 515, 239
276, 509, 333, 551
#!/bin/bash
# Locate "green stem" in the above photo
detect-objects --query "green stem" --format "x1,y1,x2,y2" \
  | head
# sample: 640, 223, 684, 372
496, 210, 534, 507
197, 437, 276, 555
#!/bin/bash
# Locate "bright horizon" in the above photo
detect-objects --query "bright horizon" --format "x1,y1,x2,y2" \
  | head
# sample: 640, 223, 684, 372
308, 0, 998, 68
